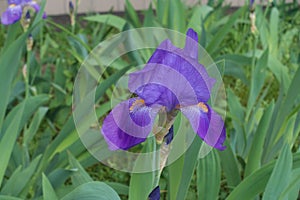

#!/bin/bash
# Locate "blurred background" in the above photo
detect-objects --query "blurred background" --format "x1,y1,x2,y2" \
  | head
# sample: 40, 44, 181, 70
0, 0, 298, 15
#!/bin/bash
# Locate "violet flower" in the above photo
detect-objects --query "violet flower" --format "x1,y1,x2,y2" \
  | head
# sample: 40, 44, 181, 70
1, 0, 45, 25
101, 28, 226, 151
148, 186, 160, 200
250, 0, 255, 12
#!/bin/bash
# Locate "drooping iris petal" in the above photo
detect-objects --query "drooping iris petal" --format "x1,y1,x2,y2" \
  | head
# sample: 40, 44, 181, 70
148, 186, 160, 200
101, 98, 158, 150
1, 5, 22, 25
205, 108, 226, 150
180, 103, 226, 150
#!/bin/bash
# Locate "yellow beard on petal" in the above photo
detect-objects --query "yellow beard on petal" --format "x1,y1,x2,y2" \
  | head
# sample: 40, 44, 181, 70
198, 102, 208, 113
129, 99, 145, 112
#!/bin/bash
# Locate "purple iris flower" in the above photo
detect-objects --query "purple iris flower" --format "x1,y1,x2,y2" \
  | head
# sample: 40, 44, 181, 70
1, 0, 45, 25
250, 0, 255, 10
101, 28, 226, 151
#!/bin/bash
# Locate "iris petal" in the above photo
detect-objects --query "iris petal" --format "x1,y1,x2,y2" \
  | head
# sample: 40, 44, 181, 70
181, 103, 226, 150
148, 186, 160, 200
164, 125, 174, 145
129, 29, 215, 109
101, 98, 158, 150
129, 63, 200, 111
8, 0, 21, 5
184, 28, 198, 59
1, 5, 22, 25
27, 1, 40, 12
147, 39, 214, 102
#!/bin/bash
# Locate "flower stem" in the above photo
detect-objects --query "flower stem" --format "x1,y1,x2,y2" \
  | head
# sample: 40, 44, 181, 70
24, 37, 33, 98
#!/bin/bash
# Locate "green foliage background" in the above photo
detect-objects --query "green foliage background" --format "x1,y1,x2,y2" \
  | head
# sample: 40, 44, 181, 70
0, 0, 299, 199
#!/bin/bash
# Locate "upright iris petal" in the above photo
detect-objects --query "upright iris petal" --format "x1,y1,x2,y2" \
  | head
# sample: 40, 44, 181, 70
8, 0, 21, 4
26, 1, 40, 12
129, 31, 215, 107
101, 28, 226, 151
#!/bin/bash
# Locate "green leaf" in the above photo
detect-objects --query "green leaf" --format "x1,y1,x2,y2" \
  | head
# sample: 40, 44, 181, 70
168, 123, 202, 200
0, 105, 24, 186
68, 152, 93, 186
125, 0, 142, 27
263, 145, 292, 200
1, 95, 49, 139
42, 173, 59, 200
216, 54, 251, 85
245, 102, 274, 176
206, 7, 246, 56
129, 138, 157, 200
187, 5, 213, 34
265, 61, 300, 160
267, 55, 290, 94
105, 182, 129, 196
218, 140, 241, 187
0, 196, 23, 200
226, 152, 300, 200
269, 8, 279, 56
23, 107, 48, 146
156, 0, 170, 26
0, 95, 48, 186
129, 172, 155, 200
68, 34, 89, 59
1, 155, 41, 196
197, 149, 221, 200
143, 4, 155, 27
84, 15, 127, 31
47, 169, 74, 190
247, 49, 268, 117
2, 23, 22, 51
61, 182, 120, 200
227, 88, 246, 155
0, 32, 28, 127
168, 0, 185, 32
95, 66, 131, 100
279, 168, 300, 200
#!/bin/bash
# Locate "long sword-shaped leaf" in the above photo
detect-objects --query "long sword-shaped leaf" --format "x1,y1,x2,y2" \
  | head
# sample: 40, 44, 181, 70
61, 182, 120, 200
245, 102, 274, 177
197, 149, 221, 200
42, 173, 59, 200
0, 95, 48, 186
226, 152, 300, 200
262, 145, 292, 200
